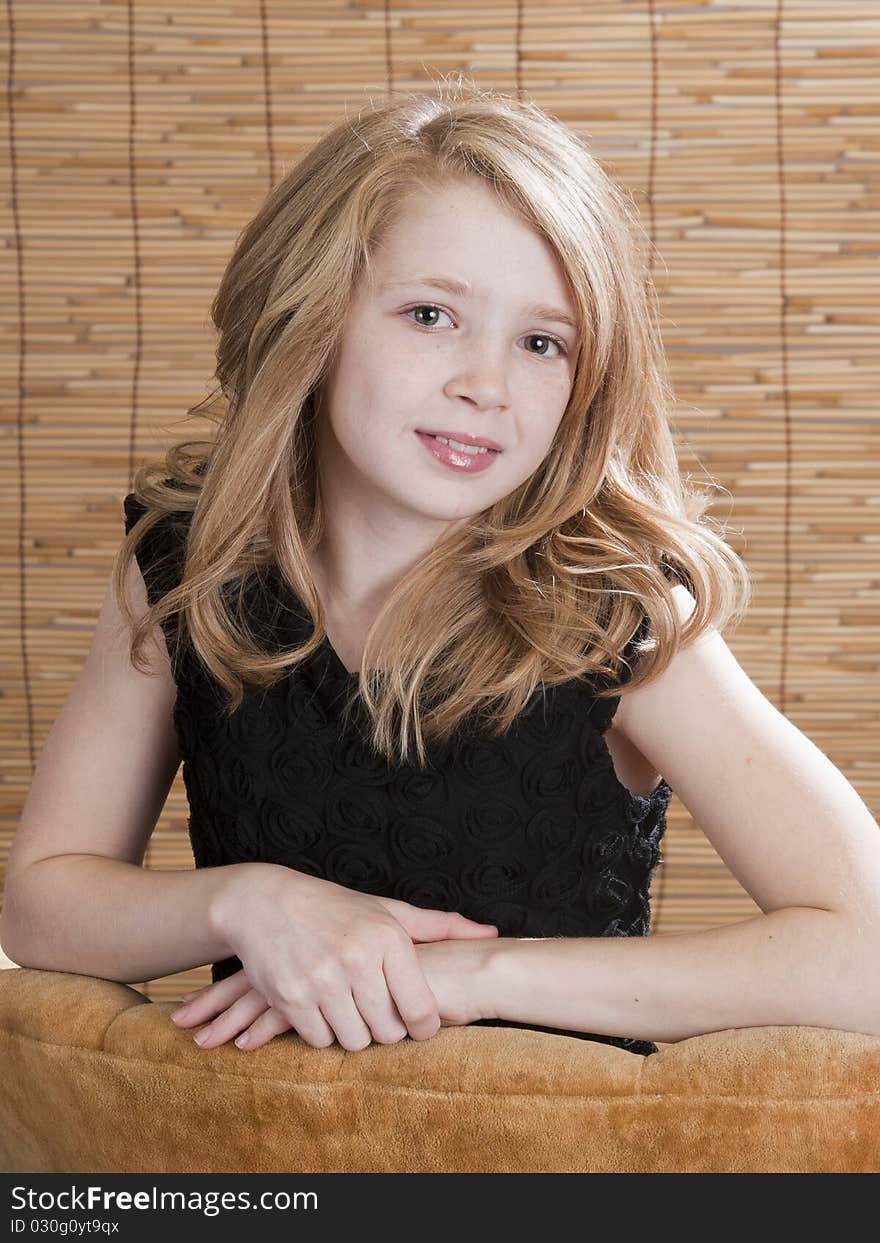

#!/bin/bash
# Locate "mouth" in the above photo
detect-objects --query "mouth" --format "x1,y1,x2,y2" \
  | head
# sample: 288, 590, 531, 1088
415, 430, 503, 455
414, 430, 502, 474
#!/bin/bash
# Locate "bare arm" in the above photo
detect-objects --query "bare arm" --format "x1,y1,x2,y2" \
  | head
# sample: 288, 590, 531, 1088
0, 544, 265, 986
0, 855, 270, 986
471, 906, 880, 1043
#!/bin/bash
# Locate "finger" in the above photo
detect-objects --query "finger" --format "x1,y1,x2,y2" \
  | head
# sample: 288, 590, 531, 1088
350, 968, 409, 1045
241, 1002, 332, 1052
171, 970, 251, 1026
381, 937, 441, 1041
408, 911, 498, 943
448, 917, 500, 938
317, 989, 375, 1052
190, 989, 270, 1050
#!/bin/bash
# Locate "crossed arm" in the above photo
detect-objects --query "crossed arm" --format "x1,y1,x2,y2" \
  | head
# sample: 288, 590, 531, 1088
176, 895, 880, 1051
177, 585, 880, 1050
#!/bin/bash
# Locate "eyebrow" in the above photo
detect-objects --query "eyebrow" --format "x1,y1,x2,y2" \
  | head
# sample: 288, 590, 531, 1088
382, 274, 579, 333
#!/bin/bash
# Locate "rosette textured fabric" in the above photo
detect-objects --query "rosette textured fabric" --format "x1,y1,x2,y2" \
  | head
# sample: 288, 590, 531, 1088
124, 490, 672, 1056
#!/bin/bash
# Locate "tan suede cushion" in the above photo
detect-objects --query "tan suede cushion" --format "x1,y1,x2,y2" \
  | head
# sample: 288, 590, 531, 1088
2, 965, 879, 1173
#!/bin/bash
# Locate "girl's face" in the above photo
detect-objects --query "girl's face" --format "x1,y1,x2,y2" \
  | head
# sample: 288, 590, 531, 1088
316, 177, 579, 532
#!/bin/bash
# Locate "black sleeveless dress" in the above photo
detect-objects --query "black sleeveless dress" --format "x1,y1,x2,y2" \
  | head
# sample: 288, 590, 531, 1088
124, 490, 673, 1056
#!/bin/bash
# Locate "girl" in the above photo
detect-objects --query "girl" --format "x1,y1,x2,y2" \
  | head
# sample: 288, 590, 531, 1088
6, 84, 880, 1060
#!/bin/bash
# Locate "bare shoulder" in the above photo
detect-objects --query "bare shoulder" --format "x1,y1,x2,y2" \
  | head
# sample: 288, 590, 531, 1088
612, 584, 700, 742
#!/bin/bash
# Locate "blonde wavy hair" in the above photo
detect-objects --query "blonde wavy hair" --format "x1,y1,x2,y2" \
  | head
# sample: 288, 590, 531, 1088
117, 79, 751, 769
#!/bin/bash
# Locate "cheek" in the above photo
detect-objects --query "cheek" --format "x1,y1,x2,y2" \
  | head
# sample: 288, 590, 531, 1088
518, 403, 567, 463
335, 354, 412, 444
325, 364, 389, 447
328, 398, 409, 481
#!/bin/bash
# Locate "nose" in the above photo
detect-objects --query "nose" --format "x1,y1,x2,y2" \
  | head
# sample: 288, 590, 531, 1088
446, 339, 511, 411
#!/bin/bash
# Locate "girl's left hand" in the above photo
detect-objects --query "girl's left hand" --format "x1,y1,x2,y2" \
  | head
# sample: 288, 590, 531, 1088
170, 939, 496, 1051
170, 971, 285, 1052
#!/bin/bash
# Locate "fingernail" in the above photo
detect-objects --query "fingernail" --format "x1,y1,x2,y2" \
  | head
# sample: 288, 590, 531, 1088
234, 1034, 250, 1049
171, 1004, 190, 1018
193, 1030, 209, 1046
180, 992, 198, 1003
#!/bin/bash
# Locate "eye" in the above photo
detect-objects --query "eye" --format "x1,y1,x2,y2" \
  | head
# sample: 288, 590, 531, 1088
402, 304, 568, 359
405, 304, 454, 330
523, 333, 567, 359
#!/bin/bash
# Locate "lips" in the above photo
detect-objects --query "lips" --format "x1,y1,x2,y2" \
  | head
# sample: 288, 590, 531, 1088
416, 429, 503, 452
415, 430, 501, 474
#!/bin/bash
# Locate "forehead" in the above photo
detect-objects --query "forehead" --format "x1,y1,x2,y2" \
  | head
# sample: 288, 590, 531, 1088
363, 181, 581, 331
374, 181, 571, 280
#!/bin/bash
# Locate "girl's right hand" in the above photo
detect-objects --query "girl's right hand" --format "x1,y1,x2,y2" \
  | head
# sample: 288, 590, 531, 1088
210, 862, 499, 1051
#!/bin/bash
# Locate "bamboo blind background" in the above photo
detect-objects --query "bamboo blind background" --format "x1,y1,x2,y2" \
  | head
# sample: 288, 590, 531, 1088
2, 0, 878, 1004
